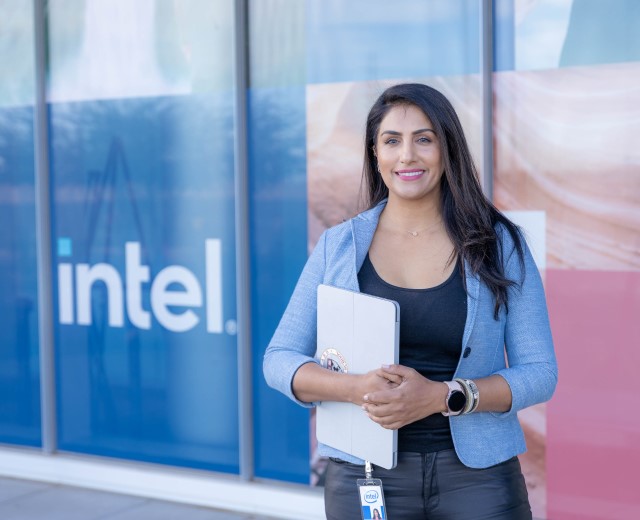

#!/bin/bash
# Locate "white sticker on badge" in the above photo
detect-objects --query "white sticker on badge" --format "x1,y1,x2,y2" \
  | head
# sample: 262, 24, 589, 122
357, 478, 387, 519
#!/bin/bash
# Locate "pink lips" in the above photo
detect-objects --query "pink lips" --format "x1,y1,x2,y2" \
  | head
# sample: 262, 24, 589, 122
395, 169, 425, 181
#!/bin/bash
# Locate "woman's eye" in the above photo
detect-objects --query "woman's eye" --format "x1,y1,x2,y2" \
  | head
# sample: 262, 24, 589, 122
384, 138, 399, 145
417, 136, 431, 143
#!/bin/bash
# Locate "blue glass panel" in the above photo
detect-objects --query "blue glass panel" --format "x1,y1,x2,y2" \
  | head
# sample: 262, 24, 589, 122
0, 2, 41, 447
50, 94, 239, 472
249, 86, 310, 483
47, 1, 239, 473
306, 0, 481, 83
560, 0, 640, 67
0, 106, 42, 447
248, 0, 311, 484
497, 0, 640, 72
493, 0, 515, 71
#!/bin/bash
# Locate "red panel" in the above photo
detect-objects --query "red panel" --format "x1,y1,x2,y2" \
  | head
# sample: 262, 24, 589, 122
546, 269, 640, 520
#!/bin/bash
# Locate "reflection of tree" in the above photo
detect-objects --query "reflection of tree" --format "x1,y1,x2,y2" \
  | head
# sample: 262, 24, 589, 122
84, 137, 146, 434
159, 0, 234, 91
0, 4, 40, 106
47, 0, 87, 69
0, 105, 39, 441
46, 0, 235, 100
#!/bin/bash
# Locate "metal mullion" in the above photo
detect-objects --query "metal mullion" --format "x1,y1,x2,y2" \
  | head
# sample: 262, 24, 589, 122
481, 0, 494, 200
33, 0, 57, 454
233, 0, 254, 481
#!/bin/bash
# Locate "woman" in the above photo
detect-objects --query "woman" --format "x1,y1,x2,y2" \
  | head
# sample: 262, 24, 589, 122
264, 83, 557, 519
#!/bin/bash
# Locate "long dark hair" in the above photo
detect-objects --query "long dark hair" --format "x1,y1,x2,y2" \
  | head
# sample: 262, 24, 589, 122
362, 83, 524, 318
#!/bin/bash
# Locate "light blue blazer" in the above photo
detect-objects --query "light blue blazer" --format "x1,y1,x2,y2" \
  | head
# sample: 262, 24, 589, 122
263, 200, 557, 468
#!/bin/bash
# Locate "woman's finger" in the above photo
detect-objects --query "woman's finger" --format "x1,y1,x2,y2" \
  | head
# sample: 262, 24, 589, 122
379, 364, 413, 379
365, 410, 405, 430
375, 368, 403, 385
363, 388, 395, 405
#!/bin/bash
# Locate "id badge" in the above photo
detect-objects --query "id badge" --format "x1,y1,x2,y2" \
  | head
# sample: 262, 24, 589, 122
357, 478, 387, 519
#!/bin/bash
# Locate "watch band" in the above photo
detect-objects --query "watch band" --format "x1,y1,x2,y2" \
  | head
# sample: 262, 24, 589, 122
442, 380, 466, 417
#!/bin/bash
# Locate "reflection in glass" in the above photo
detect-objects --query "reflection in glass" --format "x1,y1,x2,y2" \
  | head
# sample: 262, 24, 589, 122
494, 2, 640, 517
0, 0, 42, 447
48, 0, 240, 473
249, 0, 483, 485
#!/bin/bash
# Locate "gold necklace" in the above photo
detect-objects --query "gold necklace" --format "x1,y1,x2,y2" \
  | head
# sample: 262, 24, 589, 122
385, 220, 443, 237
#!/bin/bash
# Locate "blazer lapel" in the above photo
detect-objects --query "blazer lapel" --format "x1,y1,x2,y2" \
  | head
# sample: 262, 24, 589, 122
348, 201, 386, 291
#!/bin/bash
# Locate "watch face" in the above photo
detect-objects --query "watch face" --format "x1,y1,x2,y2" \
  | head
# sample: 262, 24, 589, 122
449, 390, 466, 412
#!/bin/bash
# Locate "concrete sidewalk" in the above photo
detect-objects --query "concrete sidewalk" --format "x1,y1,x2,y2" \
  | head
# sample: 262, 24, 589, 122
0, 476, 285, 520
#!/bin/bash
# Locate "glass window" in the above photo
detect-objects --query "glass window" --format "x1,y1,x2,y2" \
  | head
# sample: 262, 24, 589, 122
248, 0, 310, 484
306, 0, 481, 83
250, 0, 483, 484
0, 0, 42, 447
495, 0, 640, 72
494, 2, 640, 518
48, 0, 239, 473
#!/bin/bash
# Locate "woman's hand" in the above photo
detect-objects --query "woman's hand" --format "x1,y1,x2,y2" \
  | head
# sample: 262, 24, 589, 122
350, 368, 403, 406
361, 364, 447, 430
291, 362, 403, 405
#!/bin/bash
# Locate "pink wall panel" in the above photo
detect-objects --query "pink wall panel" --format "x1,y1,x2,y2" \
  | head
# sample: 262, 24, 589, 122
546, 269, 640, 520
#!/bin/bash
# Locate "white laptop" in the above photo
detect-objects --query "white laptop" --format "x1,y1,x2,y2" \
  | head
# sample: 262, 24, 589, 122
316, 284, 400, 469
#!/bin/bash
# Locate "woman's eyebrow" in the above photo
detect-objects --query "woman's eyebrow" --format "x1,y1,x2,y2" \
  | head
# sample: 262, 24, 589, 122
380, 128, 436, 136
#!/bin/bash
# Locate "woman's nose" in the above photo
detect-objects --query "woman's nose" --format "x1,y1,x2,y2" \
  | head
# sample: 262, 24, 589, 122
400, 142, 416, 163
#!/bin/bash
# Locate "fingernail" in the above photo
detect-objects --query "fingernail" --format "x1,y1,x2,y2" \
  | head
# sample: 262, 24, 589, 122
363, 394, 369, 401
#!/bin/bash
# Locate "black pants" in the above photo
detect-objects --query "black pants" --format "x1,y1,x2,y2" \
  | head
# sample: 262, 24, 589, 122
324, 450, 532, 520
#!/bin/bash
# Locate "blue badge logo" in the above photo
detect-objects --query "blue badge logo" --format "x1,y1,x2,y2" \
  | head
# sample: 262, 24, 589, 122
364, 490, 379, 503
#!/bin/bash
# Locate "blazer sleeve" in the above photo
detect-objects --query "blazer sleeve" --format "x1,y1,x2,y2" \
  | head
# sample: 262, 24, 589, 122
262, 231, 327, 407
493, 228, 558, 417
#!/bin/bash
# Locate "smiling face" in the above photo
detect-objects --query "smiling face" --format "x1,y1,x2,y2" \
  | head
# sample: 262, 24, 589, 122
374, 104, 444, 206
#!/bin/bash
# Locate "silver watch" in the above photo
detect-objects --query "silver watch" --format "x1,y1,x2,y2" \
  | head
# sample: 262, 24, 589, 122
442, 380, 466, 417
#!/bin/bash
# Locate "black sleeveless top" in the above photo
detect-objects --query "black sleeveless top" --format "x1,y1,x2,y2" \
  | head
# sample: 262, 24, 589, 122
357, 254, 467, 453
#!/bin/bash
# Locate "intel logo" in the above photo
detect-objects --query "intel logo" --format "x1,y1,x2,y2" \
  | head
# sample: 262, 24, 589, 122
58, 240, 225, 334
364, 490, 379, 503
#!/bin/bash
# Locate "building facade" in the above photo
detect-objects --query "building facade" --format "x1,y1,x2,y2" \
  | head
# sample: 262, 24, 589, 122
1, 1, 639, 518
